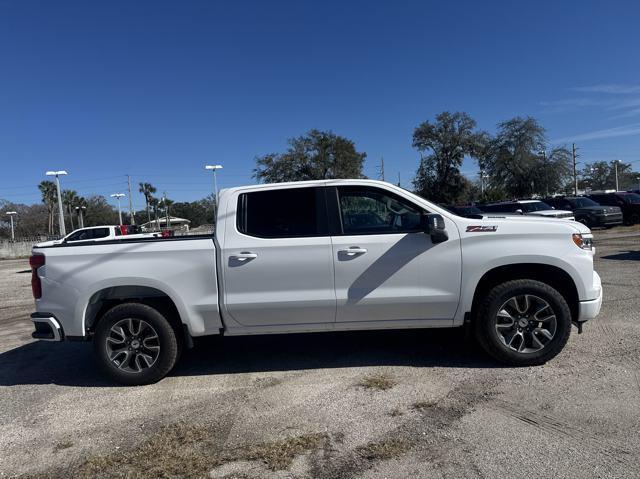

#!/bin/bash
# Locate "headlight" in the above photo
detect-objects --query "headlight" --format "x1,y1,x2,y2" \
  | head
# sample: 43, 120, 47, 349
572, 233, 594, 250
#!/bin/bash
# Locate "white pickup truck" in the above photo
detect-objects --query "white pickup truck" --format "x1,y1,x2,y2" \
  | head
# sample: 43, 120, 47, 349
29, 180, 602, 385
36, 225, 161, 247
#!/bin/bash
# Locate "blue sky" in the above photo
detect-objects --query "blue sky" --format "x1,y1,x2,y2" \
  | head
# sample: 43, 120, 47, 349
1, 0, 639, 208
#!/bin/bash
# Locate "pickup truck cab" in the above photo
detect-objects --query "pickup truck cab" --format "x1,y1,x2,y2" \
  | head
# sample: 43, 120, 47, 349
29, 180, 602, 385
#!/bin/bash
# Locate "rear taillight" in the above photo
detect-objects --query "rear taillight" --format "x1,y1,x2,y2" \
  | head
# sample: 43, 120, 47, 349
29, 254, 45, 299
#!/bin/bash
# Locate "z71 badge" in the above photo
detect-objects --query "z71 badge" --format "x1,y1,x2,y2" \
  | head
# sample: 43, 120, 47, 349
466, 225, 498, 232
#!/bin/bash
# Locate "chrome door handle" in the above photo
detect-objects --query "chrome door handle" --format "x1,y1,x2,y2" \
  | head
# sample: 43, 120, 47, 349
338, 247, 367, 255
231, 252, 258, 261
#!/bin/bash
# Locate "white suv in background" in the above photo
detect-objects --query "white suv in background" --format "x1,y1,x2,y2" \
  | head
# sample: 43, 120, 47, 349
480, 200, 575, 220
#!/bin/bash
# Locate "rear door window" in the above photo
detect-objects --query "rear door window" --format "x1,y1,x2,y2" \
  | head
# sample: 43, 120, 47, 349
91, 228, 110, 239
237, 187, 328, 238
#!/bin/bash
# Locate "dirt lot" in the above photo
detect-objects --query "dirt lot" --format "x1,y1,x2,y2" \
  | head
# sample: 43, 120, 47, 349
1, 228, 639, 478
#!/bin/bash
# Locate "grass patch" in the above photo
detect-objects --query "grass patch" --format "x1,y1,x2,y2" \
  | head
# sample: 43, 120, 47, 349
53, 441, 73, 452
358, 373, 396, 391
356, 438, 411, 461
239, 432, 328, 470
24, 423, 328, 478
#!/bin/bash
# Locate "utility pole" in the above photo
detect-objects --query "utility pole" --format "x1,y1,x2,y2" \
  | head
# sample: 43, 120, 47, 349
572, 143, 578, 196
614, 160, 619, 191
162, 193, 169, 230
110, 193, 125, 225
205, 164, 223, 224
6, 211, 17, 240
46, 170, 68, 236
127, 175, 135, 225
397, 172, 401, 188
378, 157, 385, 181
541, 150, 549, 197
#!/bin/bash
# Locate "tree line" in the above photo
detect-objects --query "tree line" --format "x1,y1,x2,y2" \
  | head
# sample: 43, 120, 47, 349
253, 114, 639, 204
0, 182, 216, 239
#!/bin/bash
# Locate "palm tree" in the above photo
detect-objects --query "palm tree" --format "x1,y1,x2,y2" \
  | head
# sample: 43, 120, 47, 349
61, 190, 78, 231
38, 180, 57, 234
162, 197, 174, 229
149, 196, 160, 230
138, 182, 156, 223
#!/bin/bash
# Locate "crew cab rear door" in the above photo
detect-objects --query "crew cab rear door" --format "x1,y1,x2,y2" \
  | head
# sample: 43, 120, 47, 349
220, 186, 336, 327
328, 185, 461, 324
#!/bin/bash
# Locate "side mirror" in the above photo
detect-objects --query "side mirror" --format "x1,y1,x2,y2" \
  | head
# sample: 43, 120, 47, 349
422, 213, 448, 243
515, 209, 524, 215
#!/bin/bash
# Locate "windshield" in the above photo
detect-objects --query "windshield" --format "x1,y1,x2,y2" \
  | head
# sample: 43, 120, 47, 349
520, 201, 552, 213
569, 197, 599, 208
457, 206, 483, 215
620, 192, 640, 203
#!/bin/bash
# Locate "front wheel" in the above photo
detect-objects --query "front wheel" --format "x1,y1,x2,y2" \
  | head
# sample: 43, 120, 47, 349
474, 279, 572, 366
94, 303, 179, 385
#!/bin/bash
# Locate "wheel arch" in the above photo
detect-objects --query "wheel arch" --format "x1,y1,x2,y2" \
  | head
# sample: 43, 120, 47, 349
83, 285, 189, 342
469, 263, 580, 323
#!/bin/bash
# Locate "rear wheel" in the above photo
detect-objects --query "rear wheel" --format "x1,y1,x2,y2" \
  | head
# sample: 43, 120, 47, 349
94, 303, 179, 385
474, 279, 572, 366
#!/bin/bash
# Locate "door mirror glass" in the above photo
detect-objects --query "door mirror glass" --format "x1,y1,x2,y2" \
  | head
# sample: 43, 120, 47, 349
423, 213, 448, 243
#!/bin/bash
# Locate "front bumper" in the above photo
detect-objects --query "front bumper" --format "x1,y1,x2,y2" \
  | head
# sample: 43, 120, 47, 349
578, 272, 603, 321
31, 313, 64, 341
593, 214, 623, 226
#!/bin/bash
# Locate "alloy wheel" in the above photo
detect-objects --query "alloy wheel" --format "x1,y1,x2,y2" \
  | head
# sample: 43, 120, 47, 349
105, 318, 161, 373
495, 294, 557, 354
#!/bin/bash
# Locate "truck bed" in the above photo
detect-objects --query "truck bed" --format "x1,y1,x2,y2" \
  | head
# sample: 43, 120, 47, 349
33, 235, 221, 338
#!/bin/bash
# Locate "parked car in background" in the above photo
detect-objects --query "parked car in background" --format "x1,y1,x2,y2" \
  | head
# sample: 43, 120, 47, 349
441, 204, 484, 219
36, 225, 161, 247
544, 196, 623, 228
478, 200, 575, 220
587, 192, 640, 225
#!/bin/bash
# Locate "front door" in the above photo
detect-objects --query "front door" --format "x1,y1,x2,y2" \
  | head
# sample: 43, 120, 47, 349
330, 185, 461, 324
221, 186, 336, 327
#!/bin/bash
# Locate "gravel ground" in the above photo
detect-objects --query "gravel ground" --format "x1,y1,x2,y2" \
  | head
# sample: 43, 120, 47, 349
0, 228, 639, 478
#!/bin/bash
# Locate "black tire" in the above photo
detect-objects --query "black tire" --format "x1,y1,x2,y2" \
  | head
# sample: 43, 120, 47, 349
629, 213, 640, 225
93, 303, 180, 385
474, 279, 572, 366
578, 217, 591, 228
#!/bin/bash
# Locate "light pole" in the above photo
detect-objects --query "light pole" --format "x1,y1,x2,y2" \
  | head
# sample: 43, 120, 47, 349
6, 211, 17, 240
205, 164, 223, 223
613, 160, 619, 191
45, 170, 68, 236
75, 206, 86, 229
540, 150, 549, 197
110, 193, 126, 225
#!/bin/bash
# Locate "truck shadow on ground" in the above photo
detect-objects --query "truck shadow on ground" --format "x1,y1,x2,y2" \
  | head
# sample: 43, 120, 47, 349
0, 328, 500, 388
601, 250, 640, 261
